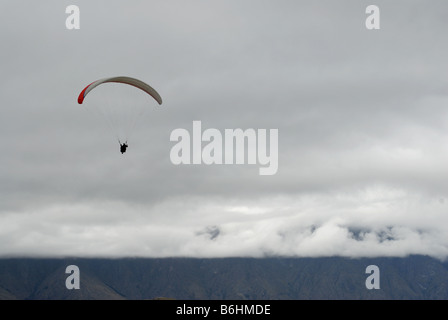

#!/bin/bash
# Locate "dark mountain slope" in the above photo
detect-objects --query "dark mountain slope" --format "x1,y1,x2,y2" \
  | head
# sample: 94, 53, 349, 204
0, 255, 447, 300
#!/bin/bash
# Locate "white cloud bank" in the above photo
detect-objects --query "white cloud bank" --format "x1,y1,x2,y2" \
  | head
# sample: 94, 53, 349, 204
2, 185, 448, 260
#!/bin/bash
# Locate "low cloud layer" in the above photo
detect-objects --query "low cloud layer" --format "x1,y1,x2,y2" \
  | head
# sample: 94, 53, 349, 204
2, 187, 448, 260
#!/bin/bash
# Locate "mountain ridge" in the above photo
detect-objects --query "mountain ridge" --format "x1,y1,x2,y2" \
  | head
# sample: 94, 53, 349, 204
0, 255, 447, 300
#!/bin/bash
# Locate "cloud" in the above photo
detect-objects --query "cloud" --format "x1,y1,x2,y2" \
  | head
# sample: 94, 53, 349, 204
1, 186, 448, 260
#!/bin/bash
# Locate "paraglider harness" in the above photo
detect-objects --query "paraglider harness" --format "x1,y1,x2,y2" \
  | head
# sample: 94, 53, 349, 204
119, 140, 128, 154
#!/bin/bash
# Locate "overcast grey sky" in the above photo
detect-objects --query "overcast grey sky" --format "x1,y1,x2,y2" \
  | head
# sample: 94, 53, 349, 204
1, 1, 448, 259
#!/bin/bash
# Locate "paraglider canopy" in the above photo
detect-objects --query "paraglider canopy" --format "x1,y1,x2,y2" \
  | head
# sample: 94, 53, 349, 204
78, 76, 163, 105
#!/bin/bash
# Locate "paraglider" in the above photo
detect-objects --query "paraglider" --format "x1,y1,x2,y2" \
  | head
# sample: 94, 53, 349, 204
120, 141, 128, 154
78, 76, 162, 153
